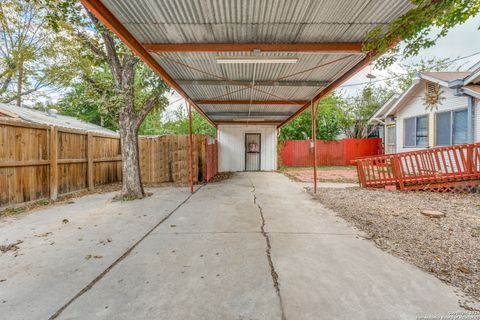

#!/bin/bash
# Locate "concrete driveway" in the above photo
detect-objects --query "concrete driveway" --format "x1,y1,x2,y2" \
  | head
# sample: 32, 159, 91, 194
0, 172, 462, 319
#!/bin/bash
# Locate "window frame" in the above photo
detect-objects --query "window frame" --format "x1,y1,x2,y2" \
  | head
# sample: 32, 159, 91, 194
435, 108, 468, 146
403, 114, 429, 148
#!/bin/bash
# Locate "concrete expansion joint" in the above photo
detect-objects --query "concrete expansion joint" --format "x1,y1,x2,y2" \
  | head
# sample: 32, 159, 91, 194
46, 185, 204, 320
249, 179, 287, 320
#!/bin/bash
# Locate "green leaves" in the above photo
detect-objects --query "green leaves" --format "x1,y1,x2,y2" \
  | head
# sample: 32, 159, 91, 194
279, 94, 344, 141
279, 85, 394, 141
0, 0, 78, 103
155, 105, 215, 137
365, 0, 480, 69
386, 57, 451, 93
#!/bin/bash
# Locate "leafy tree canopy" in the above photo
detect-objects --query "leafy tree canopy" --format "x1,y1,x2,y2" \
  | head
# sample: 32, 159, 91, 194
159, 104, 216, 137
385, 56, 451, 93
364, 0, 480, 68
0, 0, 78, 104
39, 0, 216, 138
279, 94, 344, 141
337, 85, 393, 139
54, 55, 170, 135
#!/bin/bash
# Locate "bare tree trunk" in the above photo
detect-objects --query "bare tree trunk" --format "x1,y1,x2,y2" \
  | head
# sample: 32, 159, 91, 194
80, 9, 157, 200
119, 114, 145, 199
16, 63, 23, 107
117, 60, 145, 199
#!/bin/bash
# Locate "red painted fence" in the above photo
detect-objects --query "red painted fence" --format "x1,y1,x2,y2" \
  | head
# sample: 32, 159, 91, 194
280, 138, 382, 167
354, 143, 480, 192
205, 137, 218, 182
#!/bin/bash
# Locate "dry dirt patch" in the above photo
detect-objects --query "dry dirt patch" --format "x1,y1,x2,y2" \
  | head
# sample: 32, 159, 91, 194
283, 166, 358, 183
207, 171, 235, 183
0, 183, 122, 220
312, 187, 480, 308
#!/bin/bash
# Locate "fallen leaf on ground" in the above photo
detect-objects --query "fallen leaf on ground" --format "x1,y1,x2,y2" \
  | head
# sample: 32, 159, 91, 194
471, 226, 480, 237
0, 240, 23, 253
459, 266, 472, 274
99, 238, 112, 245
35, 232, 52, 238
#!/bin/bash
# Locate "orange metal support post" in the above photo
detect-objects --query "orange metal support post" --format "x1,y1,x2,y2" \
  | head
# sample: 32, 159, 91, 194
215, 126, 219, 174
311, 100, 318, 193
188, 102, 194, 193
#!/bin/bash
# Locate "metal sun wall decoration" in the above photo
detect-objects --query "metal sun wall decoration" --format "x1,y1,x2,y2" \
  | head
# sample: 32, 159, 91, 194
423, 82, 445, 111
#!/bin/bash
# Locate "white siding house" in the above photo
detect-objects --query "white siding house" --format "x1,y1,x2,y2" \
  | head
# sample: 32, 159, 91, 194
370, 68, 480, 154
218, 125, 277, 172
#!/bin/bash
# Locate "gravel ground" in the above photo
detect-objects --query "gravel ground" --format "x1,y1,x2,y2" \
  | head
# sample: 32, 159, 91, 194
312, 187, 480, 309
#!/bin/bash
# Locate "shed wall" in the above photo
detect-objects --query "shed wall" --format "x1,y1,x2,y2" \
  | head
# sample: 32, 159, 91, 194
218, 125, 277, 172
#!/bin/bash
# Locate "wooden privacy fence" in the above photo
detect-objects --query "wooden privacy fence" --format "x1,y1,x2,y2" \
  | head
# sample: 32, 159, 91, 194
204, 136, 218, 182
280, 138, 382, 167
354, 143, 480, 192
138, 134, 208, 185
0, 119, 216, 207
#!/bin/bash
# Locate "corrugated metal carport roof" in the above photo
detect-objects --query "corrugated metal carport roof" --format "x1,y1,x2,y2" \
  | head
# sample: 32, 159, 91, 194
82, 0, 414, 127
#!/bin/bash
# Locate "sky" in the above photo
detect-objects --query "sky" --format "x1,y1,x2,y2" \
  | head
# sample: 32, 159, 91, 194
338, 14, 480, 95
164, 13, 480, 120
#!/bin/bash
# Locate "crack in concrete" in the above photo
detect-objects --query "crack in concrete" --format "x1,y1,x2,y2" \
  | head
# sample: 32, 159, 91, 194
249, 179, 287, 320
152, 231, 353, 235
152, 231, 262, 234
48, 185, 204, 320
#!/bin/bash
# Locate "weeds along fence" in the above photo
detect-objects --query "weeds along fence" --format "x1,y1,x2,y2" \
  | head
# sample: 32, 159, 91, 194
0, 119, 217, 207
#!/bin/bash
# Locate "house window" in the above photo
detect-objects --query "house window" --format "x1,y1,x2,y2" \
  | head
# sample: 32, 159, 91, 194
435, 109, 468, 146
404, 115, 428, 147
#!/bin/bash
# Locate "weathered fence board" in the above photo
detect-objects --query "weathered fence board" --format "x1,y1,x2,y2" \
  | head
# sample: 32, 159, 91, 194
205, 136, 218, 182
0, 119, 217, 207
0, 120, 50, 205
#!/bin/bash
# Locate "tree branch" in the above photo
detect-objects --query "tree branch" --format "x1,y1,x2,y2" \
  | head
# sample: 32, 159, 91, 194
0, 73, 13, 95
133, 96, 158, 128
0, 73, 52, 104
82, 7, 122, 85
76, 31, 108, 61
